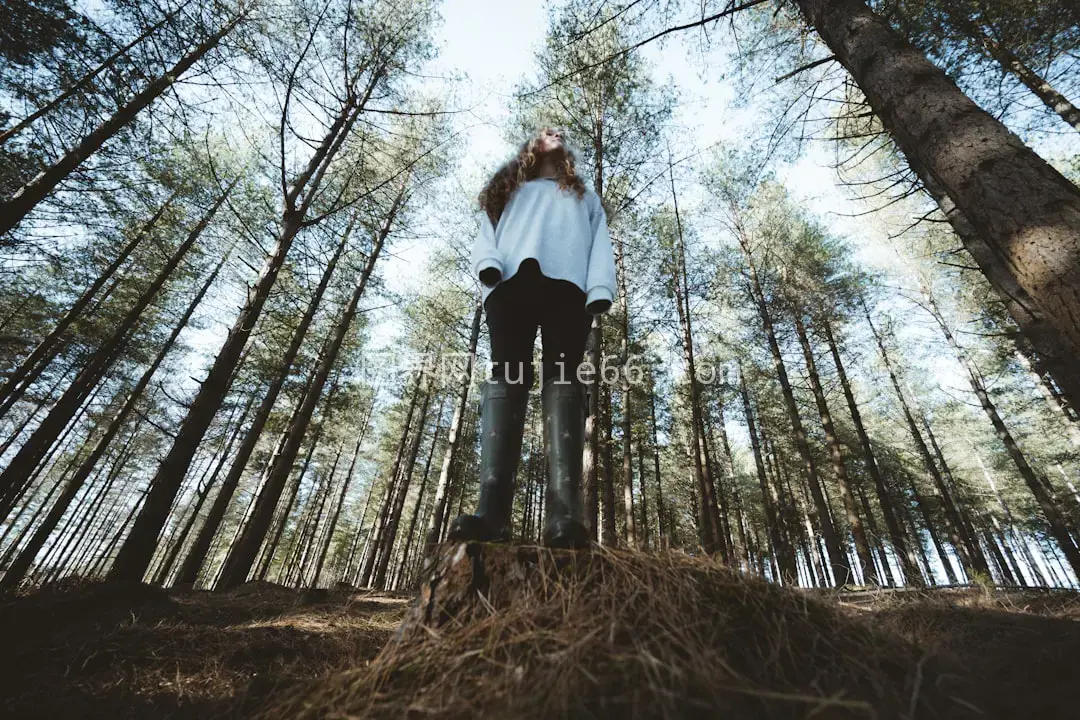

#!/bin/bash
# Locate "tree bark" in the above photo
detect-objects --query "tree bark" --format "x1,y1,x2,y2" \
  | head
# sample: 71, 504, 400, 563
795, 0, 1080, 387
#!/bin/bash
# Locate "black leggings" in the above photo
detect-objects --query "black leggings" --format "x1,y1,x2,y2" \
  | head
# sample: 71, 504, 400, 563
484, 259, 593, 389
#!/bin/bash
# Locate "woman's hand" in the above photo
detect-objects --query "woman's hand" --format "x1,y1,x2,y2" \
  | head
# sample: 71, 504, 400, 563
480, 267, 502, 287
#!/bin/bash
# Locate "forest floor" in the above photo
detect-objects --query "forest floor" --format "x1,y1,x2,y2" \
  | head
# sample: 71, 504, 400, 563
2, 574, 1079, 719
0, 579, 410, 719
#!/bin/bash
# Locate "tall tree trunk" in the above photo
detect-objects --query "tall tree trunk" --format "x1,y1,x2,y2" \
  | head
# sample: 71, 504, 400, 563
621, 391, 637, 547
153, 395, 251, 587
341, 474, 377, 586
715, 400, 749, 569
0, 364, 78, 459
863, 305, 986, 580
310, 395, 375, 588
0, 186, 232, 519
794, 315, 874, 584
0, 16, 243, 236
359, 350, 427, 587
740, 366, 796, 583
259, 407, 330, 582
0, 374, 103, 522
795, 0, 1080, 384
583, 120, 607, 545
424, 299, 482, 551
820, 317, 922, 586
636, 428, 650, 550
702, 408, 735, 562
923, 292, 1080, 577
913, 386, 994, 574
215, 186, 400, 590
373, 367, 435, 589
739, 243, 846, 586
669, 165, 720, 553
610, 226, 635, 549
648, 383, 666, 546
107, 56, 389, 584
854, 481, 893, 586
298, 448, 340, 587
394, 402, 443, 588
0, 250, 228, 590
5, 409, 141, 578
906, 472, 956, 585
583, 317, 602, 542
172, 220, 353, 588
54, 437, 141, 578
599, 380, 618, 546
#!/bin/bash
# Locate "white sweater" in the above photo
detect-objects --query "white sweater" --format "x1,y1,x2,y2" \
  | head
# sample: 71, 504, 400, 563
470, 177, 617, 314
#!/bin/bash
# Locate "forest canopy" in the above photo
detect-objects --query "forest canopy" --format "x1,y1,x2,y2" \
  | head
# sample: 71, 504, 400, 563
0, 0, 1078, 599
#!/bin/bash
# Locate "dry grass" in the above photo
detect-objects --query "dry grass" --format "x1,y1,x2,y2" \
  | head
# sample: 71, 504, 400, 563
0, 577, 409, 719
841, 586, 1080, 720
262, 544, 983, 720
5, 552, 1079, 720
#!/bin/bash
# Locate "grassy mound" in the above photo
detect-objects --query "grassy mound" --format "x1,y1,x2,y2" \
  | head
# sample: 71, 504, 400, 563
263, 545, 977, 719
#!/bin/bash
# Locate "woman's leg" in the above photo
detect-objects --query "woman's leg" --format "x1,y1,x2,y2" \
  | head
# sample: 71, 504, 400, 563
536, 277, 592, 386
485, 274, 540, 389
537, 279, 593, 548
447, 275, 537, 542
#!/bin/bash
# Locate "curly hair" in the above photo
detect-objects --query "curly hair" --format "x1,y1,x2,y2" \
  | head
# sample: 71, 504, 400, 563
478, 127, 588, 228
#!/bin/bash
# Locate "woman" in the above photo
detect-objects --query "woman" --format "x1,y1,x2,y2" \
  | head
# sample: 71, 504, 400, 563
448, 127, 617, 549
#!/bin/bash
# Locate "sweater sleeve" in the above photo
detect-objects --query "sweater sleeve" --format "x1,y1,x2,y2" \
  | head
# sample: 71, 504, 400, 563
470, 211, 503, 286
584, 197, 617, 314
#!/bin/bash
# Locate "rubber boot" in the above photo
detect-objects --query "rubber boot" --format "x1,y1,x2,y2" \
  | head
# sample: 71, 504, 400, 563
447, 376, 530, 543
541, 377, 591, 549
